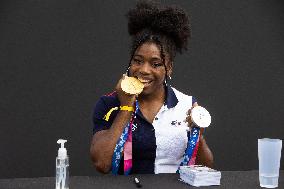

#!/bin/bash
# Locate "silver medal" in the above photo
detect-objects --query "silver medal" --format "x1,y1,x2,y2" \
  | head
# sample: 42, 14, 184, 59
191, 106, 211, 128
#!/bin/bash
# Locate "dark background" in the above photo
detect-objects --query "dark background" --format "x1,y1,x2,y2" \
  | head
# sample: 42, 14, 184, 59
0, 0, 283, 178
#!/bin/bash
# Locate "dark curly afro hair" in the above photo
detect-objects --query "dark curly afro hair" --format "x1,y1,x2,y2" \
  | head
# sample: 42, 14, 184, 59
126, 0, 191, 63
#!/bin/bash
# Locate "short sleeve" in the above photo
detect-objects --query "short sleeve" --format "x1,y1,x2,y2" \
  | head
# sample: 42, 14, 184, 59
92, 97, 113, 134
192, 96, 198, 105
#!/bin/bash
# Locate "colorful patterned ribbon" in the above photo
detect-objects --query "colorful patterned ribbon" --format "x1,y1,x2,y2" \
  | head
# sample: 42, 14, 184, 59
111, 101, 139, 175
179, 126, 201, 169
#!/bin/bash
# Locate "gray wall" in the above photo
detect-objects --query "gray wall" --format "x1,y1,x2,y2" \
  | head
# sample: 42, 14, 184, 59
0, 0, 283, 178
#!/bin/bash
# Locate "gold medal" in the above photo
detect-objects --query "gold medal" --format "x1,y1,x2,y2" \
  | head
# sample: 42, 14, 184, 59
121, 75, 144, 95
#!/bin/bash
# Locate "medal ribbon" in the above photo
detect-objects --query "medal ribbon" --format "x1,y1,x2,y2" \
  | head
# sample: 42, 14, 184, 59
111, 101, 139, 175
179, 126, 201, 170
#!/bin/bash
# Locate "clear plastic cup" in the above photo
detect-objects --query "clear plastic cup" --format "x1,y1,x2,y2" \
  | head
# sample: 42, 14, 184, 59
258, 138, 282, 188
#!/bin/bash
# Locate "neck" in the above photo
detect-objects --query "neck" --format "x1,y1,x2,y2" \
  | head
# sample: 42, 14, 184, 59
138, 85, 166, 104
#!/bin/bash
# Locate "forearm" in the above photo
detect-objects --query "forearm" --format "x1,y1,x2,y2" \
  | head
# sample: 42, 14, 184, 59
90, 110, 133, 173
196, 135, 214, 168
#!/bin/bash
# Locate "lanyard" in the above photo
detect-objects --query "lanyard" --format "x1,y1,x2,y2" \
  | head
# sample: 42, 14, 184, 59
111, 101, 139, 175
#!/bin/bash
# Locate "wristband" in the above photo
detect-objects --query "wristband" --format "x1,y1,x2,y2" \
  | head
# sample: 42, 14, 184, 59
120, 106, 134, 112
103, 105, 134, 121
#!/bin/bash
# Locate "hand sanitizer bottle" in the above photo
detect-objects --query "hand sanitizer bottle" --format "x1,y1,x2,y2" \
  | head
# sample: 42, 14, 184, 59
56, 139, 69, 189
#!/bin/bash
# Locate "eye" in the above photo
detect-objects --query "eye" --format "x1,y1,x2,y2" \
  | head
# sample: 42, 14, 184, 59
132, 58, 143, 64
152, 61, 163, 68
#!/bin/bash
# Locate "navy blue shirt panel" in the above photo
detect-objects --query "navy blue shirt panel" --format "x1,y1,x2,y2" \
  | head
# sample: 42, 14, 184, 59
192, 96, 197, 104
117, 110, 157, 174
92, 92, 120, 134
132, 112, 156, 174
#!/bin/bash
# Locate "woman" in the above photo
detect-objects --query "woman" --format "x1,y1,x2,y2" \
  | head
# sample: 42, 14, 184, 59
90, 0, 213, 174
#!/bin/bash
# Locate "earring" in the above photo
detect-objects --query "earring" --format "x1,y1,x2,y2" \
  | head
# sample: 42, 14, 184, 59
125, 66, 130, 76
164, 75, 171, 86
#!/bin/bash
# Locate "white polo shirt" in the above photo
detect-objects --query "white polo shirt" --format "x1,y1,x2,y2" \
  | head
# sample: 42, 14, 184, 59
153, 88, 193, 173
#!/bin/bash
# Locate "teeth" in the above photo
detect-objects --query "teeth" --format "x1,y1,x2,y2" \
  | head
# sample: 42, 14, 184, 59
138, 78, 150, 83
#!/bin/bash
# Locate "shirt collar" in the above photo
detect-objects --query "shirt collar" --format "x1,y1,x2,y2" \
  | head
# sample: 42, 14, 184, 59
165, 85, 178, 109
135, 85, 179, 120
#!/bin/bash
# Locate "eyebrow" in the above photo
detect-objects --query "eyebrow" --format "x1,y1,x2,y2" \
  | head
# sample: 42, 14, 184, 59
133, 54, 162, 60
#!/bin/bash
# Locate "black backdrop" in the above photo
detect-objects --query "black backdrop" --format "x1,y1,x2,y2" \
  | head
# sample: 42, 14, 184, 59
0, 0, 283, 178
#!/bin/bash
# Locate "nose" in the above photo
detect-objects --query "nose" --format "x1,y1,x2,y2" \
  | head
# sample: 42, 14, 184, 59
139, 62, 151, 75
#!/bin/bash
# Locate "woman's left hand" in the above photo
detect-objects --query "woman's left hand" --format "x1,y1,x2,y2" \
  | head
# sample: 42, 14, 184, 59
185, 102, 214, 167
185, 102, 205, 135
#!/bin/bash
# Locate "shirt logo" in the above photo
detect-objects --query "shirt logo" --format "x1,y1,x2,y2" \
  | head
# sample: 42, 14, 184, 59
171, 120, 182, 127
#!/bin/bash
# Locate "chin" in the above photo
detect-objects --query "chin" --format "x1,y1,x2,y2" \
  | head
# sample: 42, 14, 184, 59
140, 88, 153, 96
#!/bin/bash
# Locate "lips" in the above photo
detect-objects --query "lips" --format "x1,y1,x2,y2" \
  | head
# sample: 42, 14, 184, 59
137, 77, 152, 87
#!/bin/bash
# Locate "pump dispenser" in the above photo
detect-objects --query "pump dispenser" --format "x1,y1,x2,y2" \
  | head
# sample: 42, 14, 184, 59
57, 139, 67, 159
56, 139, 69, 189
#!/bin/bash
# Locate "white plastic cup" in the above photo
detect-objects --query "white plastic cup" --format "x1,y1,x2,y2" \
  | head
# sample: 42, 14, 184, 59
258, 138, 282, 188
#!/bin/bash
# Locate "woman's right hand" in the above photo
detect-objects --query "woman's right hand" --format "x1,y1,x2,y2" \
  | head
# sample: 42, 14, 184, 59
115, 74, 136, 107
